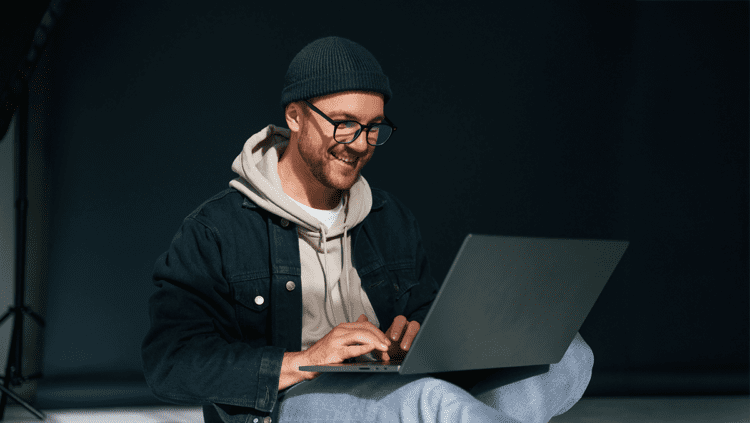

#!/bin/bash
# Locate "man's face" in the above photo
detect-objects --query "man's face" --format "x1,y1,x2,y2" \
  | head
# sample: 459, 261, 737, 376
295, 91, 384, 192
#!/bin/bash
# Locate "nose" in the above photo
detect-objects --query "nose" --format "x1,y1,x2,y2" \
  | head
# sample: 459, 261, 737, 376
347, 129, 371, 153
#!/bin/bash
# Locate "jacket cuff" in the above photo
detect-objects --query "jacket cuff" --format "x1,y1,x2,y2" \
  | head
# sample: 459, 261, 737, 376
253, 346, 285, 412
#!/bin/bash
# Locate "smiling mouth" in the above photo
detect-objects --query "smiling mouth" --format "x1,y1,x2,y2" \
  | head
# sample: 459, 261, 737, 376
331, 151, 358, 166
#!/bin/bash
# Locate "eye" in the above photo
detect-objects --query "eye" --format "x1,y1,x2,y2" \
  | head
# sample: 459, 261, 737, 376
341, 121, 359, 129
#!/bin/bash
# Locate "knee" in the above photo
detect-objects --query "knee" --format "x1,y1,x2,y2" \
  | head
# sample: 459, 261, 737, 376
555, 332, 594, 388
570, 333, 594, 371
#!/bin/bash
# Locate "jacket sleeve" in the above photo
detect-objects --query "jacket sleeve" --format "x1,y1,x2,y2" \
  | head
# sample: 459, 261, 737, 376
141, 215, 284, 415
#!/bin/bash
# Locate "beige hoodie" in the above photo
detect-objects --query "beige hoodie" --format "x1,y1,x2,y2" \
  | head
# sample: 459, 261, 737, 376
229, 124, 380, 351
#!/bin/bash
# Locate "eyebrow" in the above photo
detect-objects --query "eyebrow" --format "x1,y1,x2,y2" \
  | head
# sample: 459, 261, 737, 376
333, 112, 386, 123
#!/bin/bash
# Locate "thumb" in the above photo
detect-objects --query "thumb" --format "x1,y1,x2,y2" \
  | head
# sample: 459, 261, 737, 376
357, 314, 368, 323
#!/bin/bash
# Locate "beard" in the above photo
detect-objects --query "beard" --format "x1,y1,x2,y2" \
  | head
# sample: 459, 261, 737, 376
296, 122, 373, 192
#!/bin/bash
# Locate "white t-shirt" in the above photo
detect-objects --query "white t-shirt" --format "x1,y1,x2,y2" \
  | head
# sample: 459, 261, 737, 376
290, 197, 344, 229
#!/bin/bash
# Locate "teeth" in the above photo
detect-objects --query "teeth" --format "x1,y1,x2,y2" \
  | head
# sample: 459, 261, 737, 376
332, 152, 355, 164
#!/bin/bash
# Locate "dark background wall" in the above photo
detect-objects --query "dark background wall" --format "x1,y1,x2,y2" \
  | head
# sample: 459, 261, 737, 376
5, 0, 748, 406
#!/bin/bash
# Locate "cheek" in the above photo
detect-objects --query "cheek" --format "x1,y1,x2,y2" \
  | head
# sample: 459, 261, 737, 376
298, 128, 327, 160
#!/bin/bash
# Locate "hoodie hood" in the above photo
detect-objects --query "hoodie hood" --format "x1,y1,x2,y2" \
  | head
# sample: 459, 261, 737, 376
229, 124, 372, 236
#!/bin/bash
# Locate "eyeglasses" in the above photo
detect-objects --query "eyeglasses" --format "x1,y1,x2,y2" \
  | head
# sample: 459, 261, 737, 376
302, 100, 397, 146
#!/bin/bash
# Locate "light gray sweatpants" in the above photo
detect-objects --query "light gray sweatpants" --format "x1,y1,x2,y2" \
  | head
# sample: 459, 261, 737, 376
278, 333, 594, 423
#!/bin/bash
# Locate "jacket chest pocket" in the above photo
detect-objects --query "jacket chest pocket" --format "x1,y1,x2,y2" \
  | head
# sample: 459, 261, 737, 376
232, 279, 270, 341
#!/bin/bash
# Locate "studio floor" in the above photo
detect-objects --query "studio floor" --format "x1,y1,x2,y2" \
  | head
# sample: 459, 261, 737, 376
0, 395, 747, 423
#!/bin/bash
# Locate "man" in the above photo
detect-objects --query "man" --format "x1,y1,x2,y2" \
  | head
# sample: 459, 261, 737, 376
142, 36, 594, 423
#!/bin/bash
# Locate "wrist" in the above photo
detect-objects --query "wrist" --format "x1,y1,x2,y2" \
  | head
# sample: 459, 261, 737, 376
279, 351, 312, 391
283, 351, 304, 375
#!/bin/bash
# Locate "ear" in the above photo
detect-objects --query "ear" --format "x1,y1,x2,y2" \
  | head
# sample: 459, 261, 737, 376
285, 102, 303, 133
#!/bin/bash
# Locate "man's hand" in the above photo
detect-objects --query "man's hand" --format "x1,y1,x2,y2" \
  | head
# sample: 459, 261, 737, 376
284, 320, 391, 388
302, 318, 391, 371
360, 314, 420, 362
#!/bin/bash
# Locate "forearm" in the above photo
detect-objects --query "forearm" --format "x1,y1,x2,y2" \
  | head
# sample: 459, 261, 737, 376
279, 351, 313, 391
144, 329, 285, 405
144, 280, 287, 406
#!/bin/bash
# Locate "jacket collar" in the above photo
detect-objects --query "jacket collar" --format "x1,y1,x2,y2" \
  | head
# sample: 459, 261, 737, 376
370, 188, 387, 210
242, 197, 258, 209
241, 188, 388, 211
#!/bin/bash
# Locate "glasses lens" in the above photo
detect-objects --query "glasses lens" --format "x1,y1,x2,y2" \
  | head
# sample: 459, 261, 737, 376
334, 121, 361, 143
369, 124, 393, 145
334, 122, 393, 145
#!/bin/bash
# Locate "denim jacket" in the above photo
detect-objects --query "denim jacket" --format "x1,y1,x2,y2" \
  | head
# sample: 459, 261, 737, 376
142, 187, 439, 422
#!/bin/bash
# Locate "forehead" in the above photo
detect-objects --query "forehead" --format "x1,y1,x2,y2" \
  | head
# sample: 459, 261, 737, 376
311, 91, 385, 119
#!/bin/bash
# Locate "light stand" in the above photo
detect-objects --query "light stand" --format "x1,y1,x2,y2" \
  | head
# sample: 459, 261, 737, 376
0, 1, 71, 419
0, 80, 46, 421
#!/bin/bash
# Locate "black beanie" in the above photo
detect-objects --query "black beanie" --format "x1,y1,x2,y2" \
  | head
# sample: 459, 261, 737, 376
281, 36, 392, 109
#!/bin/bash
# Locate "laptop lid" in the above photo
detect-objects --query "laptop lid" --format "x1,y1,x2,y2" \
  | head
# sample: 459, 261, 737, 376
397, 234, 628, 375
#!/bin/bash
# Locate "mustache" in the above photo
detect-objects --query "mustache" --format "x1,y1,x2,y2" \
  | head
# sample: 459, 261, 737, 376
330, 145, 371, 159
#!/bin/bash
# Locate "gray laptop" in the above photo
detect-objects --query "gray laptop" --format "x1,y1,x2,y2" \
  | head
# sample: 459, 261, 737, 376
300, 234, 628, 375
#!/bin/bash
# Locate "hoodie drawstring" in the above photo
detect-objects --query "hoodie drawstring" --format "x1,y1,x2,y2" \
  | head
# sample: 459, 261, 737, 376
342, 224, 351, 322
321, 225, 350, 326
321, 226, 332, 325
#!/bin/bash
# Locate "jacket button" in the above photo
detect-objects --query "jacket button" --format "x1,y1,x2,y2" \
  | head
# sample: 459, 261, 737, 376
280, 218, 289, 227
254, 296, 264, 306
286, 281, 296, 292
253, 418, 258, 423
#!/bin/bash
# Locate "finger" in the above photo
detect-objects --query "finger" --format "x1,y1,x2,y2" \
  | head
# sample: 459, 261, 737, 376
346, 343, 383, 359
357, 314, 368, 323
341, 331, 389, 352
373, 346, 393, 362
389, 315, 408, 342
371, 347, 386, 362
401, 321, 420, 350
383, 321, 394, 342
346, 322, 390, 346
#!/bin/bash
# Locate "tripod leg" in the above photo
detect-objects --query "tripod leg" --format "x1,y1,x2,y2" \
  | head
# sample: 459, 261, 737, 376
0, 310, 12, 326
0, 384, 6, 420
0, 383, 45, 420
0, 314, 45, 421
26, 309, 45, 328
0, 321, 15, 420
